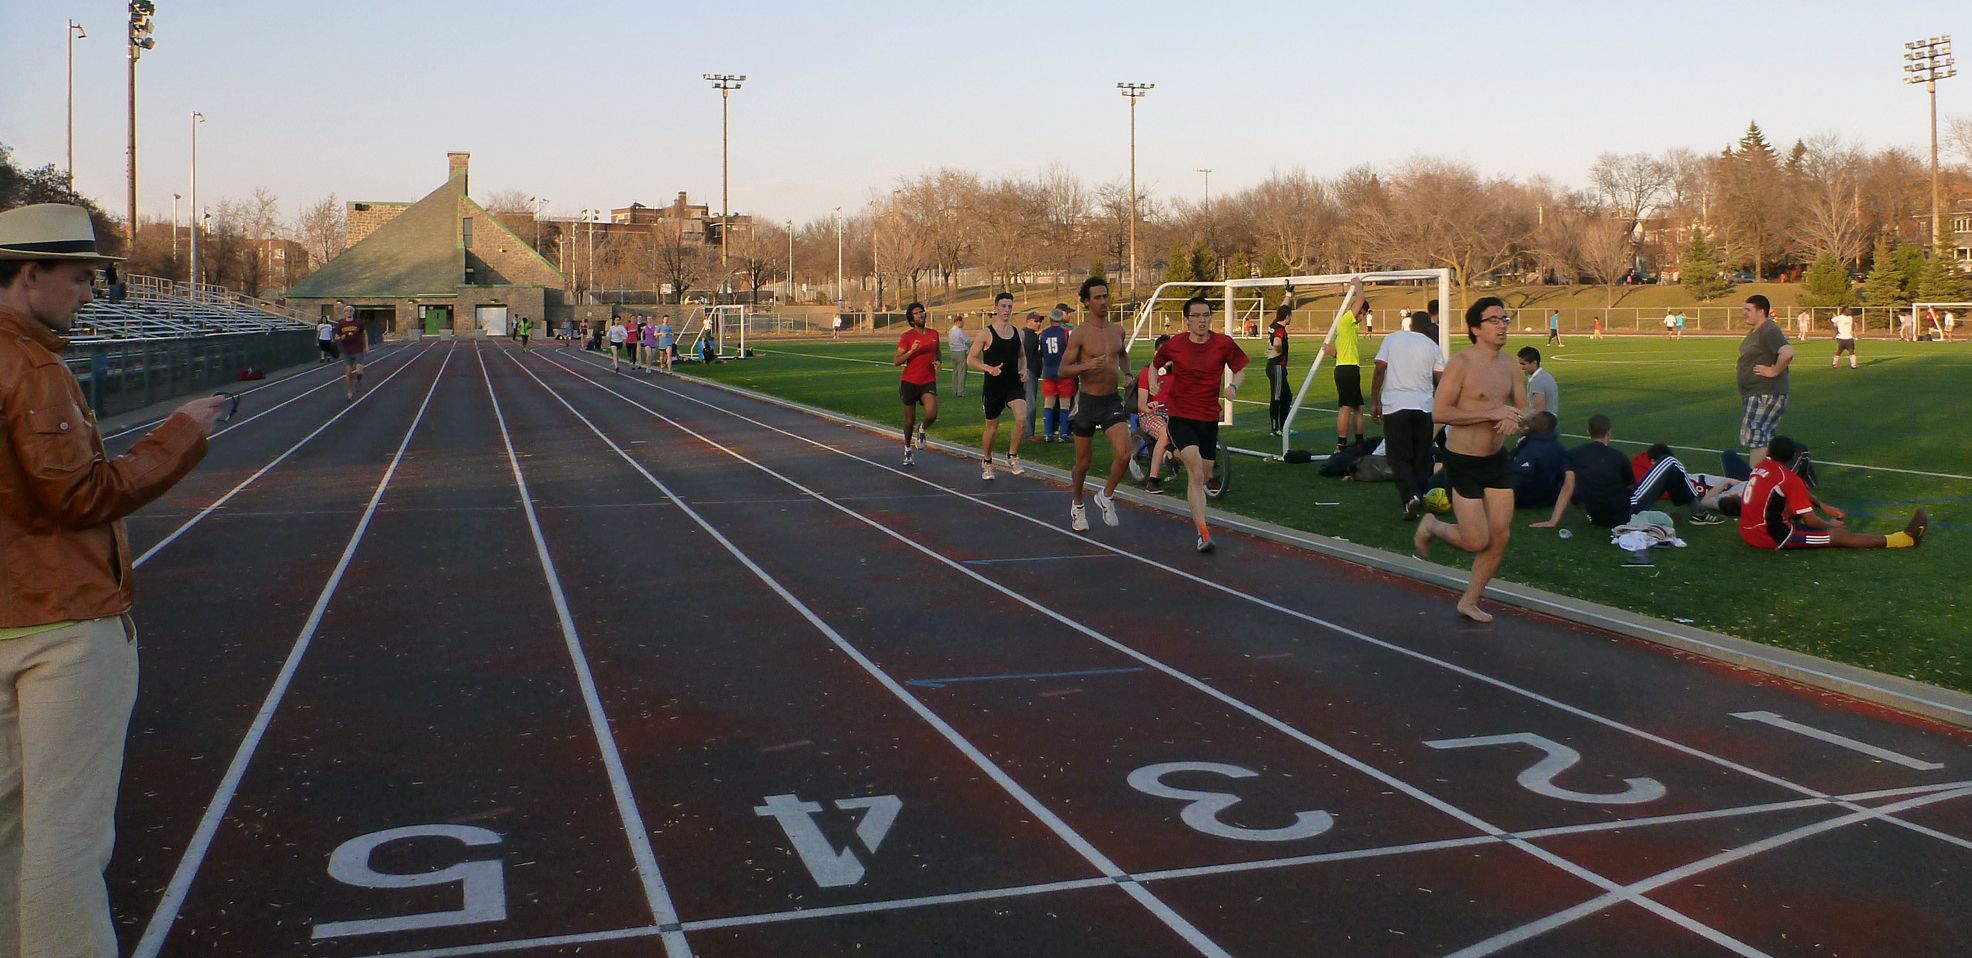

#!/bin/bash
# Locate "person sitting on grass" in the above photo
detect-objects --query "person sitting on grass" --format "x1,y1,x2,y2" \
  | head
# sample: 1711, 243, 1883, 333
1532, 414, 1729, 529
1135, 335, 1174, 493
1508, 412, 1568, 510
1726, 435, 1927, 551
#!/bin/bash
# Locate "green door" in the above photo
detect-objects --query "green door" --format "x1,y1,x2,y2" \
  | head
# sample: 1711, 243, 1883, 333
423, 307, 445, 335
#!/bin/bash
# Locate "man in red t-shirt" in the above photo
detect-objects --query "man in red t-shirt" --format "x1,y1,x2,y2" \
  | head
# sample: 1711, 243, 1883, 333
1148, 296, 1249, 553
333, 304, 368, 402
1736, 436, 1925, 550
892, 302, 940, 466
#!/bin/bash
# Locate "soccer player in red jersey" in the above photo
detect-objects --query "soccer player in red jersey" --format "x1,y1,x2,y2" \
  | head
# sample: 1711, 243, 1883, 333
1735, 436, 1926, 550
1147, 296, 1249, 553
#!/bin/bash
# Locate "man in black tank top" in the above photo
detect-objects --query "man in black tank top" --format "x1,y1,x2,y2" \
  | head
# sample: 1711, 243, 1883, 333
968, 292, 1030, 479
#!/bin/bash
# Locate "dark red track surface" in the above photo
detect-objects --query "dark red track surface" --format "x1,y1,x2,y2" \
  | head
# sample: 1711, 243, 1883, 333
107, 340, 1972, 957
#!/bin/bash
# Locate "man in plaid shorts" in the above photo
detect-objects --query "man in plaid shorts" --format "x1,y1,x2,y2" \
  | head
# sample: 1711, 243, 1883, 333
1735, 294, 1794, 468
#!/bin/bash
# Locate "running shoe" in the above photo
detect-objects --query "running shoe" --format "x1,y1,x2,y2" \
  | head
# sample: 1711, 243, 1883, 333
982, 460, 995, 481
1070, 503, 1089, 532
1144, 476, 1164, 494
913, 423, 927, 448
1688, 509, 1729, 526
1092, 490, 1119, 527
1195, 534, 1215, 554
1006, 454, 1024, 476
902, 448, 915, 467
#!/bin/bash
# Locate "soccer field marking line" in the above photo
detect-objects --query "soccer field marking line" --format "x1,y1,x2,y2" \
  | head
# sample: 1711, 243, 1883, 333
130, 343, 458, 958
527, 351, 1770, 958
559, 350, 1972, 843
352, 780, 1972, 958
506, 351, 1234, 958
1444, 784, 1972, 958
99, 341, 414, 442
130, 341, 436, 569
474, 346, 688, 954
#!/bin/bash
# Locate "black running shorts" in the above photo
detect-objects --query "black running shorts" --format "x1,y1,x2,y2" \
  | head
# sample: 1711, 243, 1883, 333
1166, 416, 1220, 460
981, 378, 1022, 420
1442, 448, 1512, 500
1334, 365, 1364, 408
899, 380, 936, 405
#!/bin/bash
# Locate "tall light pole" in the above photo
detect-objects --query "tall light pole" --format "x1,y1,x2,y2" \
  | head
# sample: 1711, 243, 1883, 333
834, 206, 844, 307
1196, 168, 1213, 204
170, 191, 179, 261
125, 1, 156, 251
580, 209, 598, 303
704, 73, 745, 302
188, 111, 204, 286
67, 19, 86, 186
1117, 82, 1153, 296
785, 219, 795, 305
1904, 36, 1957, 253
529, 195, 548, 252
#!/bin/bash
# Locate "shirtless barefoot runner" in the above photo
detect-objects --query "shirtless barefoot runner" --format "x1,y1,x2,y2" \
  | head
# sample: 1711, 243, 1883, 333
1056, 277, 1132, 532
1414, 296, 1526, 622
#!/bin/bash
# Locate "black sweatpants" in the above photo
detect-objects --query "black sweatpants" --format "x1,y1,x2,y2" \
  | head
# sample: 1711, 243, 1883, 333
1384, 409, 1435, 505
1266, 360, 1289, 433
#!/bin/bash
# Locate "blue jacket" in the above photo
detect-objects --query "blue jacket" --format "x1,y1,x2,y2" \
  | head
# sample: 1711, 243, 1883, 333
1510, 431, 1568, 508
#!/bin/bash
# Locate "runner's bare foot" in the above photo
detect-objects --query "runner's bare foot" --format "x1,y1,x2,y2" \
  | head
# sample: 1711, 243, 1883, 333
1456, 601, 1493, 623
1412, 515, 1434, 559
1907, 508, 1929, 547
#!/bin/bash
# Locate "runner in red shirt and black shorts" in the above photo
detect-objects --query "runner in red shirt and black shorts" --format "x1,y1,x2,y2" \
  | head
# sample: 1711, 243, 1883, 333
893, 302, 940, 466
1148, 296, 1249, 553
333, 304, 368, 403
1736, 436, 1926, 551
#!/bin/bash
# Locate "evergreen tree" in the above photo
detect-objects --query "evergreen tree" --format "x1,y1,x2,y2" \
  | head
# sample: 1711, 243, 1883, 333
1916, 254, 1972, 303
1161, 244, 1193, 284
1679, 228, 1731, 301
1799, 252, 1854, 308
1087, 259, 1107, 283
1259, 249, 1291, 310
1225, 252, 1253, 282
1189, 239, 1220, 282
1862, 237, 1906, 306
1889, 245, 1928, 300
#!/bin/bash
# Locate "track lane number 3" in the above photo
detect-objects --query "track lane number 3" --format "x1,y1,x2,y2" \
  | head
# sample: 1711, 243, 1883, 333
1127, 762, 1335, 842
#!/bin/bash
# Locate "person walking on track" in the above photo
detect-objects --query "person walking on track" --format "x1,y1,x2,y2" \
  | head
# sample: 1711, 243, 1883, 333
1055, 277, 1132, 532
1265, 303, 1291, 436
894, 302, 940, 466
1414, 297, 1527, 622
1148, 296, 1249, 552
0, 203, 225, 957
656, 314, 675, 374
516, 315, 533, 353
968, 292, 1029, 480
334, 304, 368, 402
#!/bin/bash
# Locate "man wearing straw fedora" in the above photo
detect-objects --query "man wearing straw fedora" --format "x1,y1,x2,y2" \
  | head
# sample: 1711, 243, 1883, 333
0, 204, 223, 956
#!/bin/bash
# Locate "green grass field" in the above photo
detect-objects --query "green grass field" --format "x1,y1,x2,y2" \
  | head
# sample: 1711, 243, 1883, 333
680, 333, 1972, 693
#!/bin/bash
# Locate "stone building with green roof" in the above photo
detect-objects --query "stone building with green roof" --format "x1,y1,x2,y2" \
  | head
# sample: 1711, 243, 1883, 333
287, 153, 565, 338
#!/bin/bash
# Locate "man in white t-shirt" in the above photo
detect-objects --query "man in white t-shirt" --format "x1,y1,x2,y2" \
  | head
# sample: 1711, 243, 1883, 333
1371, 311, 1447, 520
1663, 312, 1677, 338
317, 319, 337, 363
1944, 311, 1957, 342
946, 316, 971, 396
1830, 310, 1857, 369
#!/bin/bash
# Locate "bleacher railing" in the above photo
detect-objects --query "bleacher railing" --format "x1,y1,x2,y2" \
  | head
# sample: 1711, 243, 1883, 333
125, 273, 306, 322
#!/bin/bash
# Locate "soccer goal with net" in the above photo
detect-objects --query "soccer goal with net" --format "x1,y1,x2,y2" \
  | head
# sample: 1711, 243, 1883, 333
1124, 268, 1453, 460
1910, 302, 1967, 341
684, 304, 749, 359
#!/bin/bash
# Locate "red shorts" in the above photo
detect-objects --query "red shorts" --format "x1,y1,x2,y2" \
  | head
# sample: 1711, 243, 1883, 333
1042, 377, 1075, 399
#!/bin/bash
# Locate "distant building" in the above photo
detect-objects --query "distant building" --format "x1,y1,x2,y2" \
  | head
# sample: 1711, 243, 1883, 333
254, 237, 311, 298
287, 152, 566, 337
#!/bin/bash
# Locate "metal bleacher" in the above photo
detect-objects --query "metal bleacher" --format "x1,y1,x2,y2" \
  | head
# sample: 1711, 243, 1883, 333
63, 274, 318, 417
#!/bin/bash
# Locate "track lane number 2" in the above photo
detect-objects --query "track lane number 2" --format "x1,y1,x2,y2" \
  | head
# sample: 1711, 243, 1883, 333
1424, 732, 1667, 805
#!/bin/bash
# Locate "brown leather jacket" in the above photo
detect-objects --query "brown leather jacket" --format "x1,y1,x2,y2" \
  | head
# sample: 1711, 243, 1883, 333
0, 306, 207, 627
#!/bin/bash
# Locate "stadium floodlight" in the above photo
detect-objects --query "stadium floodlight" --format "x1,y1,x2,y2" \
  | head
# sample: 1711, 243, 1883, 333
1118, 82, 1153, 296
1904, 35, 1956, 251
189, 111, 204, 286
705, 73, 745, 300
1196, 168, 1213, 204
125, 0, 158, 249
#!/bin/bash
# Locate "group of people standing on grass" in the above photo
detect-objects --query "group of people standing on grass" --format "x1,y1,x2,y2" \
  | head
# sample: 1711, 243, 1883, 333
896, 279, 1247, 553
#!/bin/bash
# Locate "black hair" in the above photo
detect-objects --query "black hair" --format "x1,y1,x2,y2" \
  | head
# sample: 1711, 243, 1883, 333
1587, 413, 1613, 440
1746, 294, 1772, 315
1078, 276, 1108, 302
1182, 295, 1212, 316
1516, 346, 1542, 365
905, 301, 926, 317
1153, 334, 1172, 349
1646, 442, 1674, 462
0, 260, 30, 287
1767, 435, 1797, 464
1465, 296, 1505, 343
1427, 298, 1439, 316
1528, 411, 1557, 434
994, 291, 1014, 304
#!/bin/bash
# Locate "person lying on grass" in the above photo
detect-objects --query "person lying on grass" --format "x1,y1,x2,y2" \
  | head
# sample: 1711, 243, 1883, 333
1719, 435, 1926, 551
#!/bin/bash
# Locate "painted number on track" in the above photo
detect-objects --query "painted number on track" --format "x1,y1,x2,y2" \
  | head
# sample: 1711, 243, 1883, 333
312, 825, 507, 940
754, 793, 903, 888
1423, 732, 1667, 805
1127, 762, 1334, 842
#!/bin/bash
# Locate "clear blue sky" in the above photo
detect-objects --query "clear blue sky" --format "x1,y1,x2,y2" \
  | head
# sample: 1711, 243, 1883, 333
3, 0, 1965, 228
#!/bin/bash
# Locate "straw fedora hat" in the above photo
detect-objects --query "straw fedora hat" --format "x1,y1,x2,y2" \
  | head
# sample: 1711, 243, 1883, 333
0, 204, 123, 262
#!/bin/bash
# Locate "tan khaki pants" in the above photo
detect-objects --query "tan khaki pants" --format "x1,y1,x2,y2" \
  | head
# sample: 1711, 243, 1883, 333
0, 616, 138, 958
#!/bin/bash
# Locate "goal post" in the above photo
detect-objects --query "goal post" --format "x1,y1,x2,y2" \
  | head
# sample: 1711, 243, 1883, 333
1124, 269, 1454, 459
685, 304, 749, 359
1910, 302, 1967, 341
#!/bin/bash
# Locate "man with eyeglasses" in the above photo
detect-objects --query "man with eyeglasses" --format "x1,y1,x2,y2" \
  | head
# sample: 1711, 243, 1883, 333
1147, 296, 1247, 552
1414, 296, 1526, 623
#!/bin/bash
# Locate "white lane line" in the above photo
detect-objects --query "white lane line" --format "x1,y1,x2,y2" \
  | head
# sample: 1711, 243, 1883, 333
356, 779, 1972, 958
202, 342, 423, 443
131, 342, 435, 569
527, 351, 1767, 958
474, 344, 689, 956
131, 343, 458, 958
1731, 710, 1946, 771
1445, 784, 1972, 958
580, 354, 1972, 844
102, 342, 412, 442
504, 351, 1233, 958
962, 553, 1118, 565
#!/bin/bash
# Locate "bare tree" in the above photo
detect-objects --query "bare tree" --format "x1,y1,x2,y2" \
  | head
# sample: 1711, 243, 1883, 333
1574, 204, 1638, 310
1949, 115, 1972, 166
735, 219, 788, 304
1589, 153, 1674, 231
295, 194, 347, 276
1242, 168, 1334, 273
651, 222, 708, 304
972, 176, 1043, 293
1790, 137, 1869, 266
1353, 158, 1530, 296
